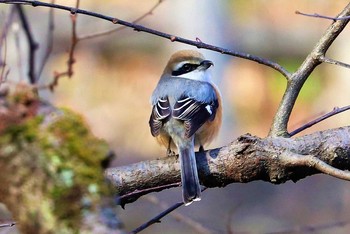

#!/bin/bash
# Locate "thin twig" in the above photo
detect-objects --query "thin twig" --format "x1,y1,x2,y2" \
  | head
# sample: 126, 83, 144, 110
130, 201, 183, 234
16, 4, 38, 84
0, 0, 291, 79
79, 0, 165, 41
119, 182, 180, 207
296, 10, 350, 21
67, 0, 79, 78
0, 222, 16, 228
37, 0, 55, 78
131, 187, 208, 234
0, 5, 16, 49
0, 36, 7, 83
34, 0, 164, 91
290, 105, 350, 136
35, 0, 78, 91
269, 2, 350, 137
319, 55, 350, 69
144, 195, 213, 234
0, 6, 15, 83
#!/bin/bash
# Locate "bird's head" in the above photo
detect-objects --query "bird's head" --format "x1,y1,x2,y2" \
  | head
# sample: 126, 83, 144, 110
163, 50, 214, 82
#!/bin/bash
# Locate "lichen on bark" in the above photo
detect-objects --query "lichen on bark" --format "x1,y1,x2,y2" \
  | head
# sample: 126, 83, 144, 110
0, 85, 119, 233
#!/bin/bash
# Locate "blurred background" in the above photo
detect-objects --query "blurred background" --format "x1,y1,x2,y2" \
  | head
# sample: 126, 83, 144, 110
1, 0, 350, 233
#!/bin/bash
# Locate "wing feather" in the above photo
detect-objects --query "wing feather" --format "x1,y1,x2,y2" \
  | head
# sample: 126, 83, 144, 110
149, 96, 171, 136
173, 95, 219, 138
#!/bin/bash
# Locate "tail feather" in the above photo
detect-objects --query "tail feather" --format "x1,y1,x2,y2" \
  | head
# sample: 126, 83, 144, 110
179, 145, 201, 205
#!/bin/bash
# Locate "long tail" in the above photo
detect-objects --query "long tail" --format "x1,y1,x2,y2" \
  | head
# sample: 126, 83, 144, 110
179, 143, 201, 205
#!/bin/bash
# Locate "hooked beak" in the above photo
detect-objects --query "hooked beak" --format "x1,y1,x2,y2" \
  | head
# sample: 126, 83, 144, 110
199, 60, 214, 70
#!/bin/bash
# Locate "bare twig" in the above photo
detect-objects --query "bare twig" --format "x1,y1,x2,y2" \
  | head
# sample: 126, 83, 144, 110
296, 10, 350, 21
143, 194, 213, 234
35, 0, 79, 91
16, 5, 38, 84
319, 55, 350, 69
67, 0, 79, 78
79, 0, 165, 41
119, 182, 180, 207
36, 0, 164, 91
0, 7, 15, 84
0, 5, 16, 49
0, 36, 7, 83
290, 105, 350, 136
269, 2, 350, 137
0, 222, 16, 228
130, 201, 184, 234
0, 0, 291, 79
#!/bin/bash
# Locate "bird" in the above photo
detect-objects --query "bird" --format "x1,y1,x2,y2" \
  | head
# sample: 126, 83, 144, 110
149, 50, 222, 205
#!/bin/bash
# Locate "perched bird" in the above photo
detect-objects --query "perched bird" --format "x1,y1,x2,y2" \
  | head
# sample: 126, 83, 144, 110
149, 50, 222, 205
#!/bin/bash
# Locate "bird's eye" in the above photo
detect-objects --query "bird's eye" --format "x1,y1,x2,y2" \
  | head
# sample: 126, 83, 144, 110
182, 64, 193, 72
172, 63, 198, 76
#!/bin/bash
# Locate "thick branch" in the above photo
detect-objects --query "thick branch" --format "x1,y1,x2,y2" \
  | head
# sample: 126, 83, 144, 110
269, 2, 350, 137
106, 126, 350, 205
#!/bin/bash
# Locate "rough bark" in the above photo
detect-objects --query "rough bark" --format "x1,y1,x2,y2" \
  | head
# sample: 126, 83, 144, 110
106, 126, 350, 205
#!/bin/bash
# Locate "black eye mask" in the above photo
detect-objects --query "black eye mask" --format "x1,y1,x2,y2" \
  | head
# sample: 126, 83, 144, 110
172, 63, 199, 76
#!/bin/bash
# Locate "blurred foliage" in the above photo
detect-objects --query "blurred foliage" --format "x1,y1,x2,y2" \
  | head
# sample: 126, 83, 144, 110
0, 85, 118, 233
268, 58, 323, 103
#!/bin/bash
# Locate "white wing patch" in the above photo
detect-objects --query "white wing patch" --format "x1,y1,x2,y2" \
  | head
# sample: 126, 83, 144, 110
205, 105, 212, 115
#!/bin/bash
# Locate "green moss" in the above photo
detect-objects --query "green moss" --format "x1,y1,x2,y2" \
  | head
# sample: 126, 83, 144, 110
0, 100, 112, 233
44, 109, 111, 229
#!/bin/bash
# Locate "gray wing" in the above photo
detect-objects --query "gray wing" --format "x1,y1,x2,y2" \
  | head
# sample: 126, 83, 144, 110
149, 96, 171, 137
173, 95, 219, 138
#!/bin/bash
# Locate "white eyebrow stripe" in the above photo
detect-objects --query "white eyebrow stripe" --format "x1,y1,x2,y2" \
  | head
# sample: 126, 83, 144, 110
173, 60, 193, 71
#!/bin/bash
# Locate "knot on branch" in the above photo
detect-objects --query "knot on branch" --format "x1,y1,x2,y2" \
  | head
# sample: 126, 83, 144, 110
70, 8, 77, 15
112, 18, 119, 24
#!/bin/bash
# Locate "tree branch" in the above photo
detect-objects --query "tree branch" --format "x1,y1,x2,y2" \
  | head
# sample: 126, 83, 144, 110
0, 222, 16, 228
132, 192, 213, 234
131, 200, 184, 234
290, 105, 350, 136
319, 55, 350, 69
269, 2, 350, 137
295, 10, 350, 21
0, 0, 291, 79
15, 5, 38, 84
0, 5, 16, 50
78, 0, 165, 41
106, 126, 350, 205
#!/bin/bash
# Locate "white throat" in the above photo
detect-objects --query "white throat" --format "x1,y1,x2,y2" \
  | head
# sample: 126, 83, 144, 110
177, 69, 212, 82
